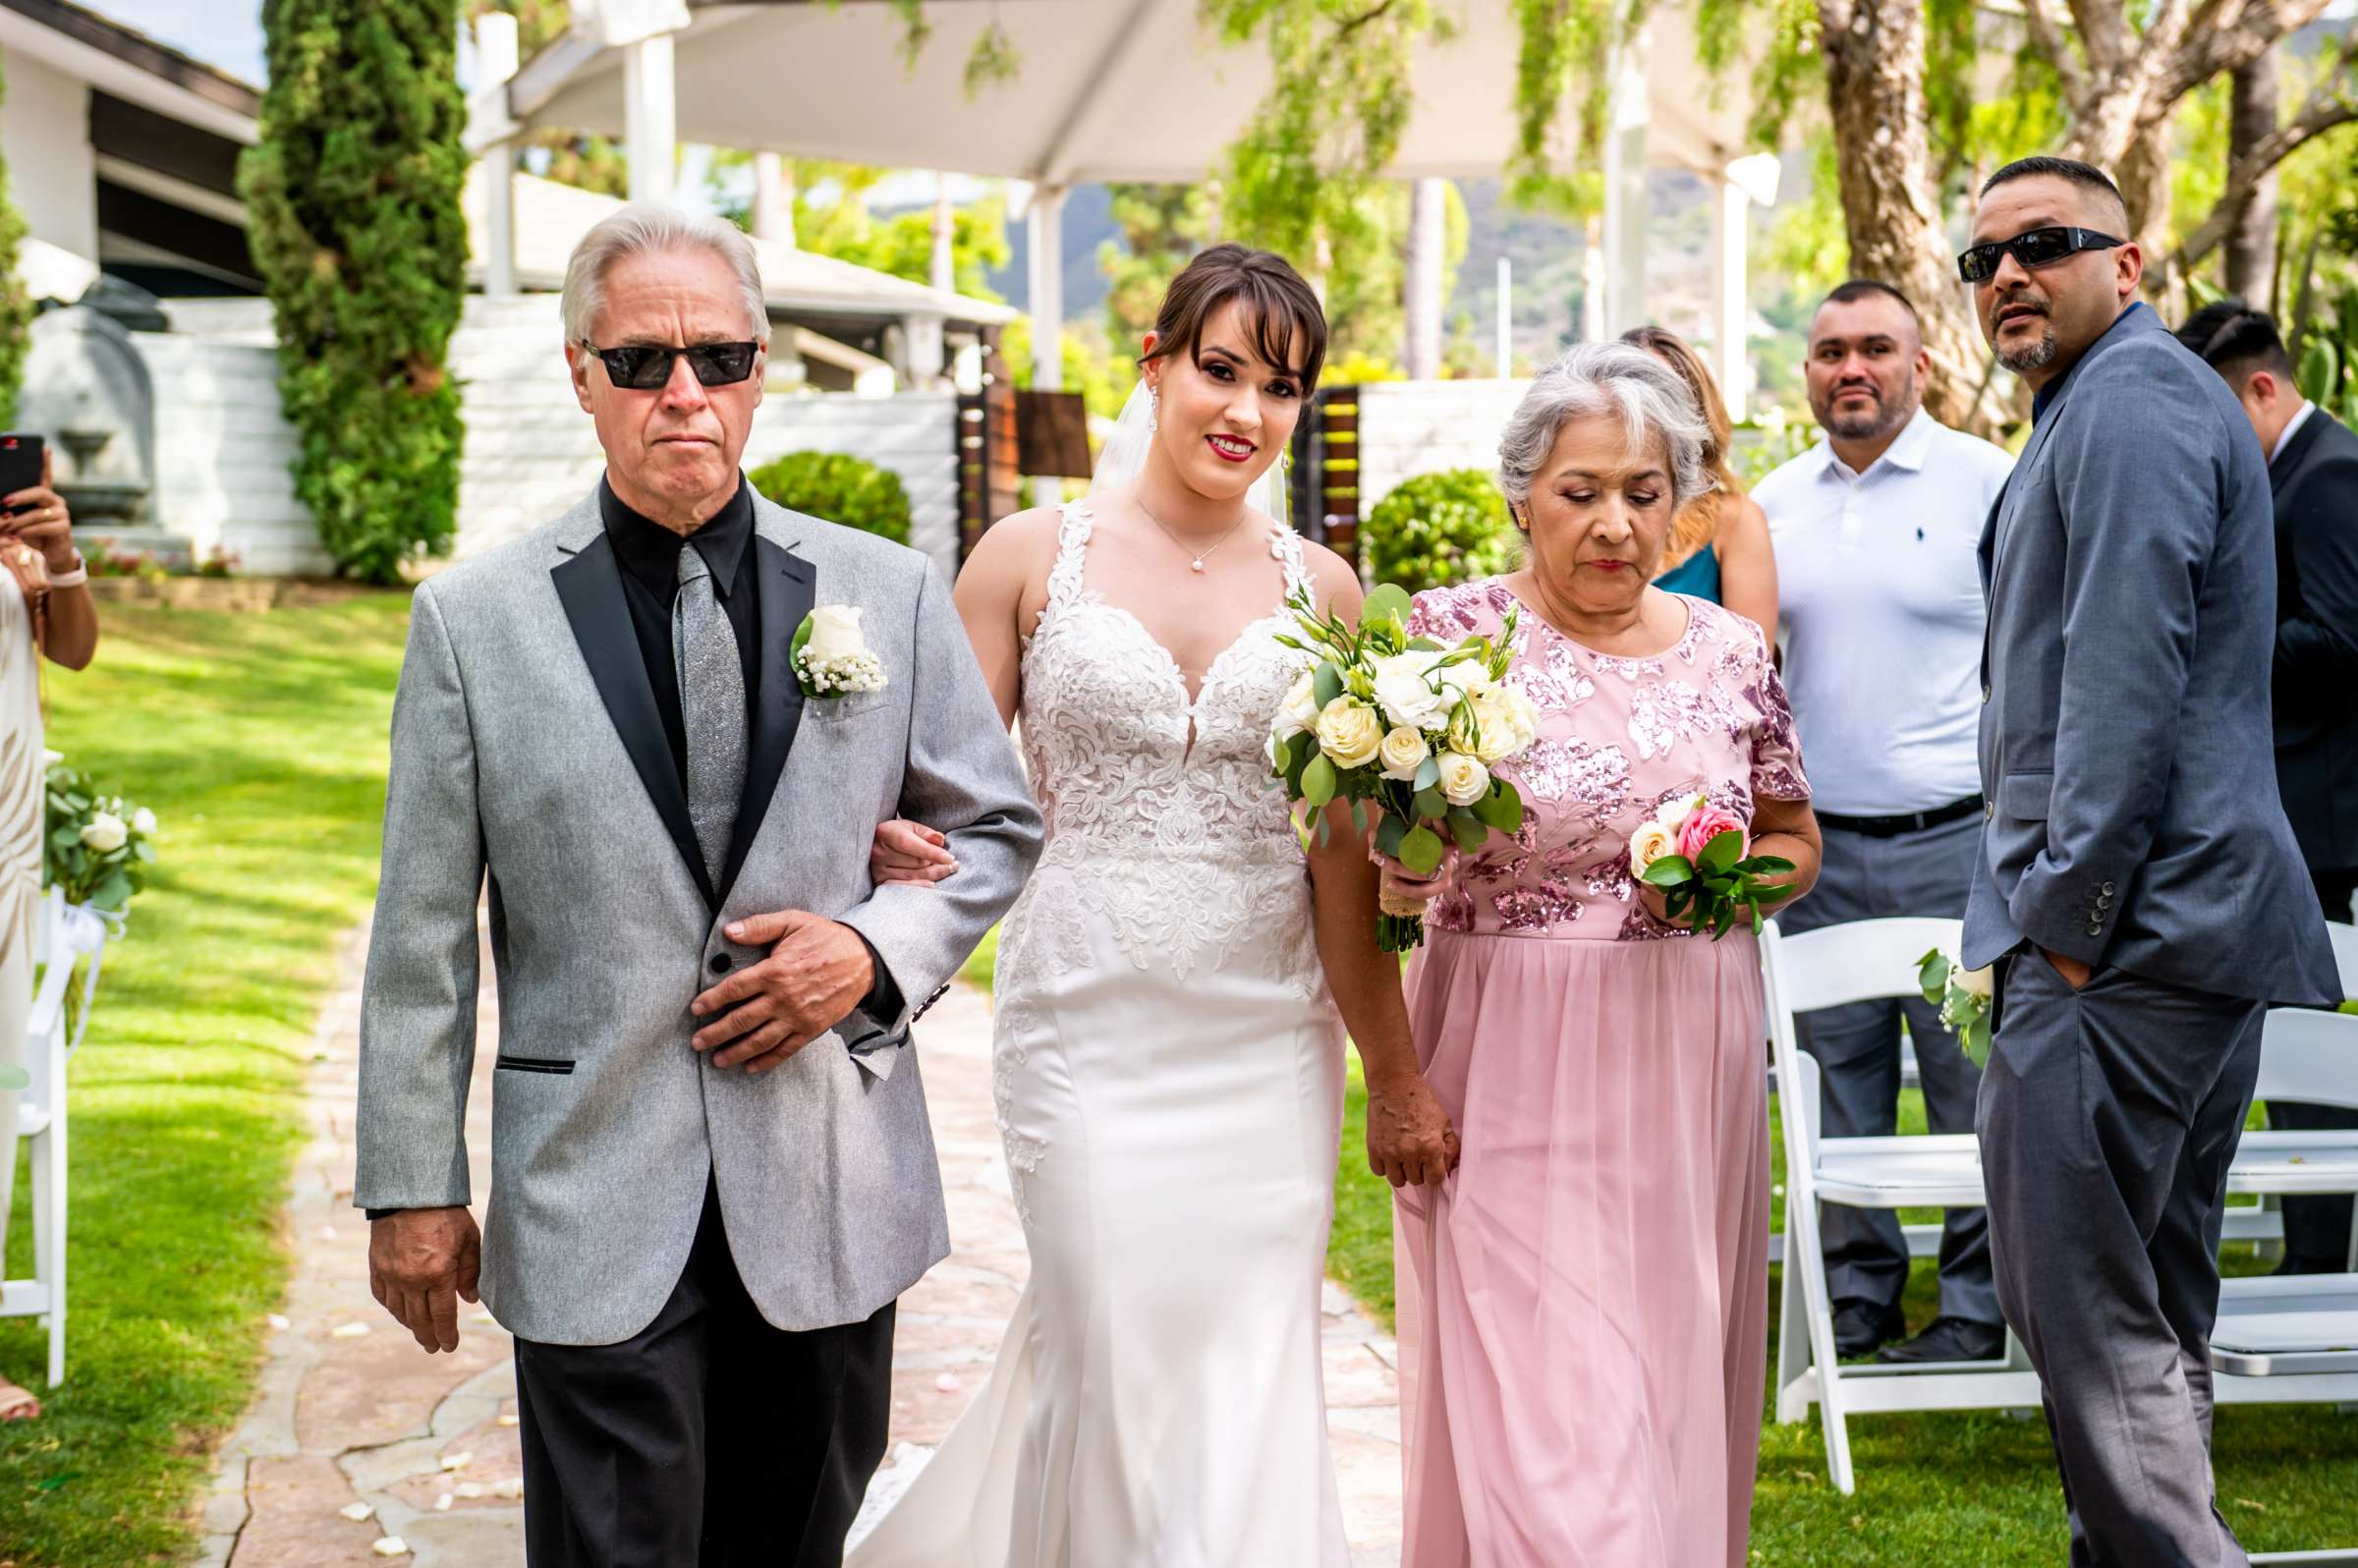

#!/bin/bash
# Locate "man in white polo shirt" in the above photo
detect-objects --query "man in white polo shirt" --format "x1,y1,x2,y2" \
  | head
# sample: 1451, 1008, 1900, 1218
1756, 279, 2015, 1364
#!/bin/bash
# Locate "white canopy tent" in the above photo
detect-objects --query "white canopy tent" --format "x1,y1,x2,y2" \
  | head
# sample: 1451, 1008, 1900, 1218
469, 0, 1790, 405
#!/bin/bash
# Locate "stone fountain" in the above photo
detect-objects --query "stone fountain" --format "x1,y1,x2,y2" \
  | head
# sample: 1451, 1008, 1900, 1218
19, 283, 158, 535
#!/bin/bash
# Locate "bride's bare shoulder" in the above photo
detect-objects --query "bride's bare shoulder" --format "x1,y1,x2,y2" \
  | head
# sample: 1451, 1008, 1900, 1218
962, 505, 1067, 580
1296, 538, 1367, 615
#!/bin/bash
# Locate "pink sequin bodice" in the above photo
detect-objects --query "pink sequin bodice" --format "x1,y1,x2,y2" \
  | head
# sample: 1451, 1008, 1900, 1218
1409, 580, 1810, 941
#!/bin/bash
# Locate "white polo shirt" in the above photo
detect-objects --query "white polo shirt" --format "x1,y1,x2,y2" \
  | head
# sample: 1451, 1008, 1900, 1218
1756, 408, 2015, 817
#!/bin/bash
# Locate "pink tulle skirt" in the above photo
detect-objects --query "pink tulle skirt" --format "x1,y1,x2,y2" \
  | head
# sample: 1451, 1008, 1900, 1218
1395, 928, 1770, 1568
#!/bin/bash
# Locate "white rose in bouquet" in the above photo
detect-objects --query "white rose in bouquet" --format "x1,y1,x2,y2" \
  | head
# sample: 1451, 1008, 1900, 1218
1500, 684, 1542, 749
805, 604, 867, 664
1657, 793, 1705, 833
1275, 669, 1322, 737
1436, 752, 1491, 807
1378, 725, 1431, 781
132, 807, 158, 836
1629, 820, 1675, 874
1464, 691, 1524, 763
39, 749, 62, 769
82, 812, 128, 854
1371, 652, 1453, 733
1316, 698, 1384, 768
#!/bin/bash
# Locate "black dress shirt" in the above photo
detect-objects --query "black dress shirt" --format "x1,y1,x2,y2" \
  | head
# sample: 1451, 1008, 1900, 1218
600, 476, 761, 786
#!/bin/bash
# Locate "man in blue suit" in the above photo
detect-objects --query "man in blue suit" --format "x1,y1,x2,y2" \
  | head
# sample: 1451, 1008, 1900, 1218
1964, 156, 2341, 1567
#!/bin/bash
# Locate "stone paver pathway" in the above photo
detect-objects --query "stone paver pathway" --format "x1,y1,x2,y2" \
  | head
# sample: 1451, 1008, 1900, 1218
203, 924, 1403, 1565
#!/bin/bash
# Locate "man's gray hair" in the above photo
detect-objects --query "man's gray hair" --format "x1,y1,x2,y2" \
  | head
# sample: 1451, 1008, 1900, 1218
560, 203, 768, 346
1497, 342, 1713, 513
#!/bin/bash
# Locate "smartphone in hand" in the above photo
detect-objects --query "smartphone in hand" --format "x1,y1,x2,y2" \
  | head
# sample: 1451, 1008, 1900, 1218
0, 433, 45, 521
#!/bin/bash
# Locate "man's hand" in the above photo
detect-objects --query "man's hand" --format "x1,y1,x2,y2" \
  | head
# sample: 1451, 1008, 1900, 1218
692, 911, 875, 1073
368, 1206, 480, 1354
1365, 1065, 1461, 1189
2042, 948, 2093, 990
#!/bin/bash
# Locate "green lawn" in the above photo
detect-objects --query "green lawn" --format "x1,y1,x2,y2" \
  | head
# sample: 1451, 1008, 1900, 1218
0, 595, 410, 1564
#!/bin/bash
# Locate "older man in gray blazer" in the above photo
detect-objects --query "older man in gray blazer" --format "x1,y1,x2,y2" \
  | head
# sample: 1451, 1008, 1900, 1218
354, 206, 1041, 1565
1964, 156, 2340, 1567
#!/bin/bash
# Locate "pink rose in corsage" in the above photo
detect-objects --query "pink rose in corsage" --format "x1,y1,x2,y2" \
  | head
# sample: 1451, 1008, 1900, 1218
1629, 792, 1796, 940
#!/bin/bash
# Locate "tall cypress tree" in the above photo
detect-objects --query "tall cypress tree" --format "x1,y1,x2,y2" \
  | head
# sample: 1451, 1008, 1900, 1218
240, 0, 468, 583
0, 57, 35, 428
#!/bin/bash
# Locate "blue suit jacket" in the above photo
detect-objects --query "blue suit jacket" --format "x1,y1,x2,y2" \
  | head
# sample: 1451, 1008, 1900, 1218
1966, 304, 2340, 1006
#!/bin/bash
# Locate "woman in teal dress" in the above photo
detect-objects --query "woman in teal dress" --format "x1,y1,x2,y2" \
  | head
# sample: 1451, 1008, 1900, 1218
1622, 327, 1777, 635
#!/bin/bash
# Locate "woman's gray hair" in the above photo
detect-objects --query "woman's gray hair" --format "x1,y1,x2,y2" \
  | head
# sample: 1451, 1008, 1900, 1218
560, 203, 769, 346
1496, 341, 1713, 513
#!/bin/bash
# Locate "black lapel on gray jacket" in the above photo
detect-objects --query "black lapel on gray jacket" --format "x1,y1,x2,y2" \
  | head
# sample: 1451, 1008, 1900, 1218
551, 532, 719, 909
717, 535, 816, 904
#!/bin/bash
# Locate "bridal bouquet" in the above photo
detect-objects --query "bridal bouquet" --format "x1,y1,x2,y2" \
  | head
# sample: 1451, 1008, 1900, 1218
1628, 793, 1795, 939
1267, 584, 1537, 952
1916, 949, 1994, 1067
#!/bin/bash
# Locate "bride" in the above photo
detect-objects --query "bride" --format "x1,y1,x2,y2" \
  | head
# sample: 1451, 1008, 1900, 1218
847, 244, 1456, 1566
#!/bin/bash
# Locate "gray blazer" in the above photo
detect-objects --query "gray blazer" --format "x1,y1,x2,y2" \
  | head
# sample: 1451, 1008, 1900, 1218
1966, 305, 2339, 1006
354, 486, 1043, 1344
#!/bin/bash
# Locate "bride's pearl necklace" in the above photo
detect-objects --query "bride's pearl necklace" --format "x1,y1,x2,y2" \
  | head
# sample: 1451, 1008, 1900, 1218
1139, 497, 1250, 574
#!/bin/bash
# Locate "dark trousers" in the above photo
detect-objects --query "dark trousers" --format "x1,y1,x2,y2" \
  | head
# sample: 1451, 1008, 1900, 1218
1780, 814, 1999, 1326
2271, 865, 2358, 1274
1980, 953, 2265, 1568
512, 1181, 897, 1568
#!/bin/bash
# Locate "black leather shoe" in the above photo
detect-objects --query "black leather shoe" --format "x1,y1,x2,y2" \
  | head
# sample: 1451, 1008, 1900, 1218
1878, 1316, 2006, 1364
1832, 1300, 1906, 1358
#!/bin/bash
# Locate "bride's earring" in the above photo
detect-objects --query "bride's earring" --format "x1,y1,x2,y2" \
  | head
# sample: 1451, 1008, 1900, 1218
1148, 388, 1159, 433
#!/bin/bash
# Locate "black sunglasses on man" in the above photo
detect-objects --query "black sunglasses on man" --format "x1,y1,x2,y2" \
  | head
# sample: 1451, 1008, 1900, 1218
579, 340, 760, 390
1955, 226, 2125, 286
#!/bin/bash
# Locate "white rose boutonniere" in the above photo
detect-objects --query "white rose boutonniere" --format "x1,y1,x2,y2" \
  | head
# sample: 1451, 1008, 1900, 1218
794, 605, 887, 699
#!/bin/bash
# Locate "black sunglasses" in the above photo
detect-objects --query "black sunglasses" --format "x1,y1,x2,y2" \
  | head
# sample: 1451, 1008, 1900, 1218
1955, 226, 2124, 285
580, 341, 759, 390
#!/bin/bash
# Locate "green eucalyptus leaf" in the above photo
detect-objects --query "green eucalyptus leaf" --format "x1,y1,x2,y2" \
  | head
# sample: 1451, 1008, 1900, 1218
1362, 583, 1415, 630
1412, 787, 1448, 821
1414, 756, 1441, 791
1376, 812, 1408, 859
1302, 754, 1336, 810
1398, 823, 1445, 875
1475, 782, 1523, 833
1313, 662, 1344, 709
1445, 809, 1488, 854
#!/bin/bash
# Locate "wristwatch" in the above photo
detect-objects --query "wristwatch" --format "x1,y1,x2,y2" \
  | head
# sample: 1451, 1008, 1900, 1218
46, 549, 86, 588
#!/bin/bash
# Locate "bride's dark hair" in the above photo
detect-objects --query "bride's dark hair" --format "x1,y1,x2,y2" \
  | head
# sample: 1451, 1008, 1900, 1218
1142, 244, 1327, 395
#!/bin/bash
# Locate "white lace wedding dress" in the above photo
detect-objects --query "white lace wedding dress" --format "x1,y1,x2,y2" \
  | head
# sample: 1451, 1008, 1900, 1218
847, 498, 1352, 1567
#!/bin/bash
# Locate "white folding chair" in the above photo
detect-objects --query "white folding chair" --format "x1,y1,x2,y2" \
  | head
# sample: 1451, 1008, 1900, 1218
2217, 1272, 2358, 1565
2, 888, 112, 1387
2231, 1007, 2358, 1272
1762, 917, 2041, 1495
2236, 924, 2358, 1260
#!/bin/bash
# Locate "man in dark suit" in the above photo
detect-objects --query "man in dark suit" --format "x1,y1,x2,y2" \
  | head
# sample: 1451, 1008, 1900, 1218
1964, 157, 2341, 1566
2177, 300, 2358, 1276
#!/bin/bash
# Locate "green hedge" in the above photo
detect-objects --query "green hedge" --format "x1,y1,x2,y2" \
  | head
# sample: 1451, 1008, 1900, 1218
0, 56, 33, 426
1363, 468, 1521, 595
240, 0, 468, 584
749, 451, 914, 546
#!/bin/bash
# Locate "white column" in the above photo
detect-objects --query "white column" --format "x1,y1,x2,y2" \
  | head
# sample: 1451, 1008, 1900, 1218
623, 33, 678, 205
904, 313, 946, 387
1028, 185, 1067, 507
1600, 24, 1651, 336
1404, 176, 1446, 380
1581, 216, 1606, 343
751, 151, 795, 248
1495, 256, 1512, 378
471, 13, 520, 298
1710, 174, 1748, 420
930, 173, 956, 295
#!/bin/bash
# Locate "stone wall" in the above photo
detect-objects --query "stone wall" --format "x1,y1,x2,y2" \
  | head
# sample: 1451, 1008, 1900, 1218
1351, 379, 1531, 511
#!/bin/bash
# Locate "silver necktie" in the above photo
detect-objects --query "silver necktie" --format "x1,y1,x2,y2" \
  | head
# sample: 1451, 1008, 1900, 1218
672, 542, 746, 889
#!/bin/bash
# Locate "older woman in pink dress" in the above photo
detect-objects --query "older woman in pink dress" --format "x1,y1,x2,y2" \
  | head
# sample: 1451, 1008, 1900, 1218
1373, 342, 1821, 1567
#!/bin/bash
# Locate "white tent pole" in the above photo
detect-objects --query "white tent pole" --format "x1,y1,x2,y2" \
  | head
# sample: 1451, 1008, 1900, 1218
1404, 176, 1446, 380
1495, 255, 1512, 379
624, 31, 678, 205
931, 172, 956, 295
1028, 184, 1068, 507
752, 151, 796, 248
1711, 169, 1749, 420
1601, 22, 1651, 336
474, 13, 521, 299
